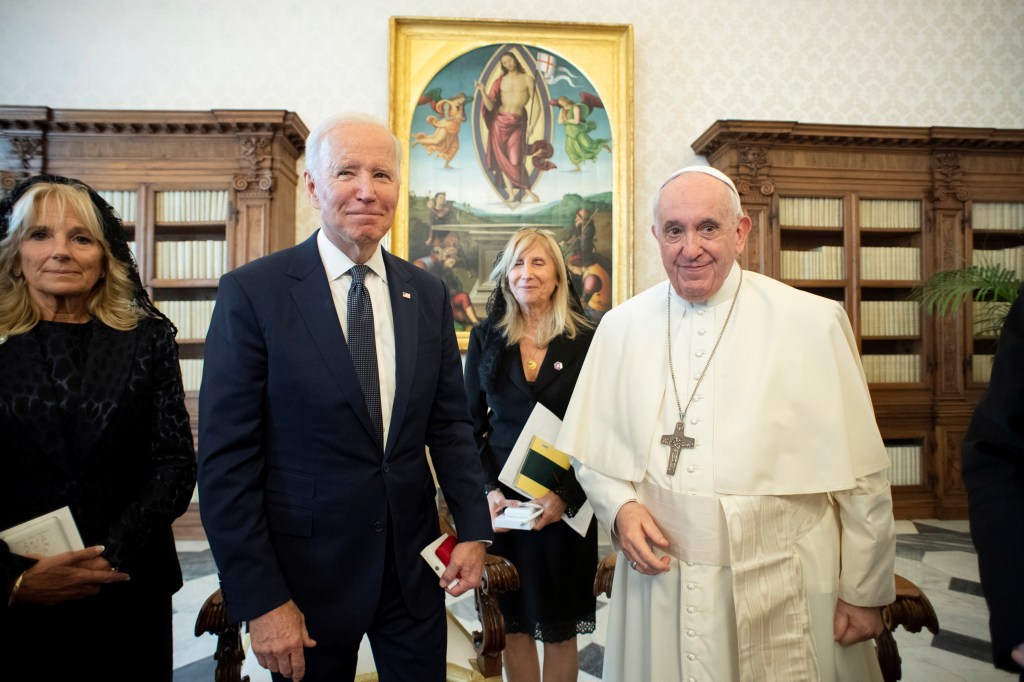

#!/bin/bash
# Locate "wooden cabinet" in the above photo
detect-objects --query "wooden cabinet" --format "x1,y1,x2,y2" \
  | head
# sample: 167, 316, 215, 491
692, 121, 1024, 519
0, 107, 309, 447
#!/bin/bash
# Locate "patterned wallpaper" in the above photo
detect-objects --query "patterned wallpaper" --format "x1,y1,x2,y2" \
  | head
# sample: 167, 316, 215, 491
3, 0, 1022, 292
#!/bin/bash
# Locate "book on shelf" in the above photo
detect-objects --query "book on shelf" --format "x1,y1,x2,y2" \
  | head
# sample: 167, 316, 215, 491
155, 240, 226, 280
972, 202, 1024, 231
780, 246, 844, 280
779, 197, 843, 227
96, 190, 137, 223
155, 190, 229, 223
885, 444, 922, 486
859, 247, 921, 280
155, 300, 216, 340
861, 354, 920, 383
972, 354, 995, 383
973, 246, 1024, 279
179, 359, 205, 392
860, 300, 919, 337
859, 199, 921, 229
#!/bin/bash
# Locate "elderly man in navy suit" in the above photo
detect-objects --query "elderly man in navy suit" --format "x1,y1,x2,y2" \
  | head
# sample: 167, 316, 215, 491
198, 112, 492, 682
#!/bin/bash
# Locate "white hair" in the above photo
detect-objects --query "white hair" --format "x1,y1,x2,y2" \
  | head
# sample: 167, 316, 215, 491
304, 112, 403, 179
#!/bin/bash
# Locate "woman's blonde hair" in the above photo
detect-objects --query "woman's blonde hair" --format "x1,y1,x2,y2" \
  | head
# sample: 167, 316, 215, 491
0, 182, 141, 335
489, 228, 592, 346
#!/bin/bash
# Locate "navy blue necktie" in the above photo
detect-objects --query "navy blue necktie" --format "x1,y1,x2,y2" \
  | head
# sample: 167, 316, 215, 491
347, 264, 383, 446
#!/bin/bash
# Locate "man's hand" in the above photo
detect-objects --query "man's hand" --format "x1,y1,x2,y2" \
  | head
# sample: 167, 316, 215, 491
442, 541, 485, 597
1011, 642, 1024, 668
833, 599, 884, 646
16, 545, 131, 605
249, 600, 316, 681
614, 502, 671, 574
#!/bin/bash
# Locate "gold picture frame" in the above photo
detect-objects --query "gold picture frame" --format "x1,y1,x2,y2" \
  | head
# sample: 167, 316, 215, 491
389, 17, 634, 350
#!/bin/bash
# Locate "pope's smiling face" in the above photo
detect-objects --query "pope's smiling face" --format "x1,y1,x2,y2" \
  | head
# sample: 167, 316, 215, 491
652, 172, 750, 302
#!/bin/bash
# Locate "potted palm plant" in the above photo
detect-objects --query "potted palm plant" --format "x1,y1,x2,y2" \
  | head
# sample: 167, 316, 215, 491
914, 264, 1020, 337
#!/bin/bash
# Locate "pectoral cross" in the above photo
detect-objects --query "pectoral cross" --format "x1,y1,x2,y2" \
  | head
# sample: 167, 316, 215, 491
661, 421, 695, 476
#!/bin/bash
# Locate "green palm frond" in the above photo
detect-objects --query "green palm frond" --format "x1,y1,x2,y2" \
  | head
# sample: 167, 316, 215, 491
913, 265, 1020, 333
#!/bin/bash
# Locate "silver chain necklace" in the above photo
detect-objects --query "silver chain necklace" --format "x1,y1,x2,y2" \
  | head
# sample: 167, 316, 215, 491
661, 269, 743, 475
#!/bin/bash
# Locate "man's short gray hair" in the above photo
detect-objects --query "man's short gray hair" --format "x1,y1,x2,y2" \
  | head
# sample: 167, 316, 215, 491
305, 112, 403, 180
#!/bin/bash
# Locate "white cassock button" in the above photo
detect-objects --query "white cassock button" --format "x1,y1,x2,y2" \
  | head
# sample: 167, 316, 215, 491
687, 653, 697, 661
697, 328, 706, 336
686, 629, 697, 637
686, 606, 697, 614
686, 465, 697, 473
689, 677, 697, 682
697, 308, 706, 315
686, 582, 698, 591
695, 350, 706, 357
690, 417, 699, 424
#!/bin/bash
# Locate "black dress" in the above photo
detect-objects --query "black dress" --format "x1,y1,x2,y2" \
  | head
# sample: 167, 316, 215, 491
0, 318, 196, 680
465, 319, 597, 642
962, 285, 1024, 677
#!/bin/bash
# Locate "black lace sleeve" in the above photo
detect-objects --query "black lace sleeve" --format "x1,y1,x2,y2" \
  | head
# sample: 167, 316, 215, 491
102, 319, 196, 569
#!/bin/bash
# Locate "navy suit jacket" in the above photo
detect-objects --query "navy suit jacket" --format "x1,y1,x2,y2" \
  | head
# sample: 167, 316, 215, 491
197, 232, 491, 645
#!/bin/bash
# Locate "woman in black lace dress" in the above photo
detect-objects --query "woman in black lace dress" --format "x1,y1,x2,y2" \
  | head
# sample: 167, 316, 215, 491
0, 175, 195, 680
464, 229, 597, 681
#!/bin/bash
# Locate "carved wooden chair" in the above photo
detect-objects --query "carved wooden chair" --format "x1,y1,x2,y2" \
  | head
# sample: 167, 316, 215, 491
195, 514, 520, 682
593, 555, 939, 682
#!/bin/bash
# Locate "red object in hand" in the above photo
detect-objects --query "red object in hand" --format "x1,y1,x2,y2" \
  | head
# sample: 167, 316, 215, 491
434, 534, 458, 566
434, 534, 462, 579
421, 533, 463, 587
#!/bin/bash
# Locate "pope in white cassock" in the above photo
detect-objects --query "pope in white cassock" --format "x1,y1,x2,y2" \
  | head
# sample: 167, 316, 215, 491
557, 166, 896, 681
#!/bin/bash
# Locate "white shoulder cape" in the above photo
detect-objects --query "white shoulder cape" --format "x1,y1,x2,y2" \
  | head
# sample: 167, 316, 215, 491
557, 268, 890, 495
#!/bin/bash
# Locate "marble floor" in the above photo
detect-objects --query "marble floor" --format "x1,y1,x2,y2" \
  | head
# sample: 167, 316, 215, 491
172, 519, 1017, 681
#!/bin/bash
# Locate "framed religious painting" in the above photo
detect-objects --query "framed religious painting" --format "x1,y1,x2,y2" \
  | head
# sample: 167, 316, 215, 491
389, 17, 634, 350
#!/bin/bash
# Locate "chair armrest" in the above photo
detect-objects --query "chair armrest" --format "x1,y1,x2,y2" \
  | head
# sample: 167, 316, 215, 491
594, 553, 617, 598
473, 553, 520, 678
194, 587, 249, 682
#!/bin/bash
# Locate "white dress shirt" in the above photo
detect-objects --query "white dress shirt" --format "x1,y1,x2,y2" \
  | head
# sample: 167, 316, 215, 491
317, 229, 396, 446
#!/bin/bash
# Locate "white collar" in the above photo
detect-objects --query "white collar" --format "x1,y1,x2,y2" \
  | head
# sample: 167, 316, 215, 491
317, 229, 388, 283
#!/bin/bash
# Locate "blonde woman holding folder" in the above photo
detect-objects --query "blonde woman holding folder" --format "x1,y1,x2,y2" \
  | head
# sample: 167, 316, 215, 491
464, 228, 596, 682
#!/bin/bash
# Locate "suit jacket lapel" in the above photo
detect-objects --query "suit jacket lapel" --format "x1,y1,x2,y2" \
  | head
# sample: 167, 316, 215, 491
76, 320, 135, 457
505, 333, 585, 398
530, 333, 584, 395
384, 251, 415, 459
288, 235, 381, 447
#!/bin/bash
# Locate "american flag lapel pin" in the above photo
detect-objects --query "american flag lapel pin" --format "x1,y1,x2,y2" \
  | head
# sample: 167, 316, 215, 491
402, 291, 412, 299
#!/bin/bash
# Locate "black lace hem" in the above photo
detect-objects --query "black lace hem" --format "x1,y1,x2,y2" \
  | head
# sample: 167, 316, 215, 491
503, 614, 596, 643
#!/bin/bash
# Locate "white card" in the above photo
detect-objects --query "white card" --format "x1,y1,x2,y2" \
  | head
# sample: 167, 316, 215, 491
0, 506, 85, 557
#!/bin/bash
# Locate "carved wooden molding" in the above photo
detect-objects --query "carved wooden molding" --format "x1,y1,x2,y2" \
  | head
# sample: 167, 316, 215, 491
932, 152, 971, 203
8, 137, 43, 170
0, 107, 308, 162
736, 145, 774, 196
692, 120, 1024, 159
233, 136, 275, 195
